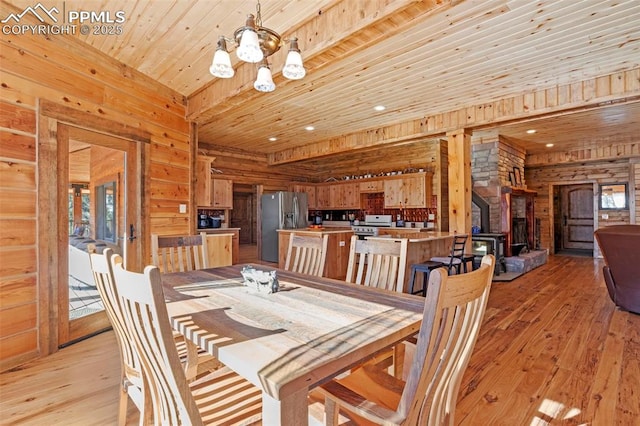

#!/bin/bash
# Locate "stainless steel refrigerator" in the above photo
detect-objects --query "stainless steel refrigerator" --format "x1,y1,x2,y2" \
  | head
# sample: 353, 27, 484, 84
261, 191, 309, 262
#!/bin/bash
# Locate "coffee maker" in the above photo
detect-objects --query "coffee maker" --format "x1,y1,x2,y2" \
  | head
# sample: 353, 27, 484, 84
198, 213, 210, 229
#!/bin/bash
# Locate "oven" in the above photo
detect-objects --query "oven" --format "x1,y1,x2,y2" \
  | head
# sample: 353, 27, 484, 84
471, 233, 507, 274
352, 215, 392, 240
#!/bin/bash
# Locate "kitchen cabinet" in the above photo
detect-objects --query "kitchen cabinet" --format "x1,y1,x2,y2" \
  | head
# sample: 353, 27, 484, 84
195, 157, 233, 208
359, 180, 383, 193
291, 184, 317, 209
330, 182, 359, 209
195, 157, 214, 207
316, 185, 332, 209
211, 178, 233, 209
383, 173, 432, 208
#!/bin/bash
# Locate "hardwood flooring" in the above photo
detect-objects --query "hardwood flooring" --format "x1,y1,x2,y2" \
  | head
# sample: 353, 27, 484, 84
1, 249, 638, 425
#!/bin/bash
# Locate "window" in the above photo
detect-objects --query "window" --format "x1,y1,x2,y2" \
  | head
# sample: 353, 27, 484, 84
599, 183, 628, 210
96, 181, 116, 242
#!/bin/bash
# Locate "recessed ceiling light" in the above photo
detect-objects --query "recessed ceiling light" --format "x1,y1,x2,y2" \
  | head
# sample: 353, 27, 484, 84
268, 137, 277, 142
546, 143, 554, 147
374, 105, 386, 111
305, 126, 315, 131
526, 129, 536, 134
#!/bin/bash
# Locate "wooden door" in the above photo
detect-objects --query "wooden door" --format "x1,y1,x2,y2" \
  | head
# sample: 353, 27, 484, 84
62, 126, 144, 346
232, 192, 254, 244
560, 184, 594, 250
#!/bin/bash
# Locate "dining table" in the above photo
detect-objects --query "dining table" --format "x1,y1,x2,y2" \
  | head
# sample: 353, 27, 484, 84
162, 264, 424, 426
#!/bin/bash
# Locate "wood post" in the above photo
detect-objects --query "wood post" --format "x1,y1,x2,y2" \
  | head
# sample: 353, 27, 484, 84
447, 129, 472, 236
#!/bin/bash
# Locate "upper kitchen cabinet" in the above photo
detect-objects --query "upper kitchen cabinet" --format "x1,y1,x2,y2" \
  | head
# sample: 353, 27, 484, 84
359, 180, 383, 193
195, 157, 233, 208
211, 178, 233, 208
291, 184, 317, 210
383, 172, 433, 208
330, 182, 359, 209
316, 185, 332, 209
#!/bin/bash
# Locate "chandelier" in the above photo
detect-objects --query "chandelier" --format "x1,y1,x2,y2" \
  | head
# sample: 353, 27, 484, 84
209, 0, 306, 92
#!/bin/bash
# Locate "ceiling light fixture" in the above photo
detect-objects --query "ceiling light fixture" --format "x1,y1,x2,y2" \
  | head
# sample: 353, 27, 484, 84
526, 129, 536, 134
209, 0, 306, 92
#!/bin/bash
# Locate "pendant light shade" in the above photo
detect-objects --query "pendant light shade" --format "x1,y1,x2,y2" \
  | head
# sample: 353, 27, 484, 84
210, 37, 235, 78
236, 15, 263, 63
254, 61, 276, 92
282, 37, 306, 80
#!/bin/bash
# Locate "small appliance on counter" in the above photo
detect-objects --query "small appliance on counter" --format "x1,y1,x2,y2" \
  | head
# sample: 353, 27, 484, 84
198, 213, 210, 229
209, 216, 222, 228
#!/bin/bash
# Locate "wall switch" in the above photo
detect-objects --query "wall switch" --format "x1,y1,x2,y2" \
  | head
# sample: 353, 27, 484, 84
601, 213, 609, 220
179, 204, 187, 213
339, 240, 346, 247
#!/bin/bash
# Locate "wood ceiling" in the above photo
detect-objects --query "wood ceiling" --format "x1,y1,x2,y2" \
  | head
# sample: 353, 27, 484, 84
11, 0, 640, 165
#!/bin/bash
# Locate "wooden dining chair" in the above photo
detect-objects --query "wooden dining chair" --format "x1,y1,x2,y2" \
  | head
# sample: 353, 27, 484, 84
346, 235, 409, 292
110, 258, 262, 426
319, 254, 496, 426
89, 248, 151, 426
284, 232, 329, 277
90, 248, 220, 425
430, 234, 469, 274
151, 232, 209, 273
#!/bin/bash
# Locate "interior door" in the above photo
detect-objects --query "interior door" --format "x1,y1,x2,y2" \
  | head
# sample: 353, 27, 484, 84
231, 192, 254, 244
61, 125, 142, 346
560, 184, 594, 250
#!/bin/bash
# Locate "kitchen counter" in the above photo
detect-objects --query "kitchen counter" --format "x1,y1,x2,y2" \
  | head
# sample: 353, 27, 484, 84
198, 228, 240, 264
277, 228, 354, 280
367, 232, 458, 293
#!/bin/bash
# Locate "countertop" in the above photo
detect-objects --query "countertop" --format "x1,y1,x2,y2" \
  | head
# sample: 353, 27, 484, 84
198, 227, 240, 232
277, 227, 354, 234
367, 231, 458, 242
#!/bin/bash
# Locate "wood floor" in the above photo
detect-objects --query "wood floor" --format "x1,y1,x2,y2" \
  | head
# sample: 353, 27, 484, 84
1, 248, 638, 425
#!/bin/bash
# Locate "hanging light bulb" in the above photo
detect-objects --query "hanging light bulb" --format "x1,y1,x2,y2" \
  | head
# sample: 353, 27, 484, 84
235, 14, 263, 63
209, 37, 234, 78
282, 37, 306, 80
254, 60, 275, 92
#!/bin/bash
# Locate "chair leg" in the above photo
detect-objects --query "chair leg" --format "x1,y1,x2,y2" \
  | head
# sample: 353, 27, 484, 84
117, 381, 128, 426
408, 268, 417, 294
324, 396, 340, 426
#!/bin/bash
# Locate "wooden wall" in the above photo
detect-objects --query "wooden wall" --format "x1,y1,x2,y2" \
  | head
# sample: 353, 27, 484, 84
526, 155, 639, 252
0, 4, 191, 369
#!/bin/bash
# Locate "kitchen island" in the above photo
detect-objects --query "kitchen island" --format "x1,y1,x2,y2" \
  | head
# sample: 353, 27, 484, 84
277, 227, 354, 280
199, 227, 240, 264
366, 231, 457, 293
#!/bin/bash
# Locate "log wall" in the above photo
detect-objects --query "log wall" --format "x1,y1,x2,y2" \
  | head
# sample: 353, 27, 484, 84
0, 12, 191, 369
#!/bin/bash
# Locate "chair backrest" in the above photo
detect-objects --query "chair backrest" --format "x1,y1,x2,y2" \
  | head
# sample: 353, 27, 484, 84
151, 232, 209, 273
400, 254, 495, 425
448, 234, 467, 264
345, 235, 409, 292
284, 232, 329, 277
89, 248, 150, 422
111, 258, 203, 425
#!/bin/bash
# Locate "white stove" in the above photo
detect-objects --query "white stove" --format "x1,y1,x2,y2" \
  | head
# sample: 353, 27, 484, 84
352, 215, 393, 237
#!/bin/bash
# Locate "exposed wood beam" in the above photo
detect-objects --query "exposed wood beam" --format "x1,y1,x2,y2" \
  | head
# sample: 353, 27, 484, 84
267, 67, 640, 165
187, 0, 449, 123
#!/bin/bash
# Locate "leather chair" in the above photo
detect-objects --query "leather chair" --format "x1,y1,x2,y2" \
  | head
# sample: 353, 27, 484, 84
594, 225, 640, 314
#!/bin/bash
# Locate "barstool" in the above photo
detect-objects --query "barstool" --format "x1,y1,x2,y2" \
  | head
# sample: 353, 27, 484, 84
408, 261, 445, 296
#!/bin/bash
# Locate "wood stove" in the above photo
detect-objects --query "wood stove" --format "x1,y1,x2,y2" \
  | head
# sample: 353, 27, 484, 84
471, 233, 507, 275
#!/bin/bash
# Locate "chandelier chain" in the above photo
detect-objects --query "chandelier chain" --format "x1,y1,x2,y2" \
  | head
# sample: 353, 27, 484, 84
255, 0, 263, 27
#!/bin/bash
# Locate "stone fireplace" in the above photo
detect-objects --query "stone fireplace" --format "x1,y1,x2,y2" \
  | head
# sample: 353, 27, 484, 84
471, 138, 538, 256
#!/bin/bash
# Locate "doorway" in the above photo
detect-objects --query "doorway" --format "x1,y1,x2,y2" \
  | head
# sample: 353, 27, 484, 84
39, 100, 150, 351
553, 183, 594, 255
232, 185, 257, 244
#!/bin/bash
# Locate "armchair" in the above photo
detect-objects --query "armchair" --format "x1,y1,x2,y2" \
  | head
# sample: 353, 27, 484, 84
594, 225, 640, 314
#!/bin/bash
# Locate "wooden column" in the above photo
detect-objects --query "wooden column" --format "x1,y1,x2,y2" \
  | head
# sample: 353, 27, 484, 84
447, 129, 472, 236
